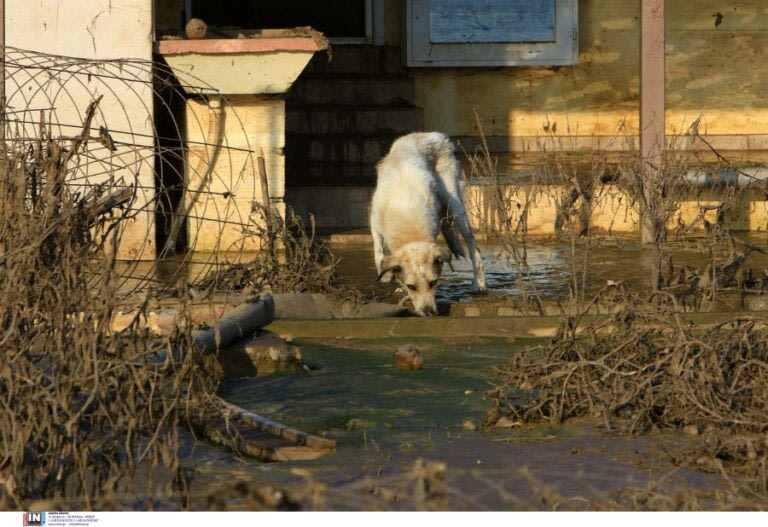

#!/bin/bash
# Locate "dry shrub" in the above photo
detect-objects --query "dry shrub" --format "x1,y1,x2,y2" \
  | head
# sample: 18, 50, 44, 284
197, 207, 363, 300
0, 103, 213, 509
489, 287, 768, 433
488, 285, 768, 506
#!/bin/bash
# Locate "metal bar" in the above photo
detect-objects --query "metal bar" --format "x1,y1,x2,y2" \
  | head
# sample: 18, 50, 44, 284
640, 0, 666, 244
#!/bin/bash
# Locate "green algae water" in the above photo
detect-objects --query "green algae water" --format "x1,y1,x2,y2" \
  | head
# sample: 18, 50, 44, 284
182, 337, 723, 510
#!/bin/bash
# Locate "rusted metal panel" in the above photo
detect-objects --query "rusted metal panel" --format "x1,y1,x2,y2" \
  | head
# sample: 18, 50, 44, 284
430, 0, 556, 43
406, 0, 577, 66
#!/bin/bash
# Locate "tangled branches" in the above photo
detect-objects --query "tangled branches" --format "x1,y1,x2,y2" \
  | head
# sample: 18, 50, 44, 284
0, 103, 213, 509
488, 286, 768, 505
197, 207, 362, 301
489, 287, 768, 434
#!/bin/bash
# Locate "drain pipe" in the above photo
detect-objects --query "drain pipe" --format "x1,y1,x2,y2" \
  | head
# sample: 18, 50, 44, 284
684, 167, 768, 188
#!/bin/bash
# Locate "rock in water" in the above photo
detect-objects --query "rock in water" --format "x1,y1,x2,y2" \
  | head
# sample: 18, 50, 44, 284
186, 18, 208, 39
394, 345, 424, 370
462, 419, 477, 431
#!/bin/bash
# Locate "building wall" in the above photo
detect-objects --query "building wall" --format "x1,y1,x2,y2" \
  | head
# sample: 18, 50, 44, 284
5, 0, 156, 259
185, 96, 286, 252
383, 0, 768, 162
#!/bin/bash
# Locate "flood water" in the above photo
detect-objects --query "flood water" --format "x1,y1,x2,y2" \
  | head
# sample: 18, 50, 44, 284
182, 337, 723, 510
117, 232, 768, 311
335, 232, 768, 309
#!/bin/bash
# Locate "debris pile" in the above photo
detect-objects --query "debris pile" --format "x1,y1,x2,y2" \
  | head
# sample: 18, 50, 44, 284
488, 286, 768, 507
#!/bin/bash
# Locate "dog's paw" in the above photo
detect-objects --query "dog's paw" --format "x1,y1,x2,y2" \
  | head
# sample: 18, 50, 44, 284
473, 280, 487, 294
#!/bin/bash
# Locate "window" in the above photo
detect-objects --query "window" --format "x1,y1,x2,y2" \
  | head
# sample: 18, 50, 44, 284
188, 0, 384, 45
405, 0, 578, 67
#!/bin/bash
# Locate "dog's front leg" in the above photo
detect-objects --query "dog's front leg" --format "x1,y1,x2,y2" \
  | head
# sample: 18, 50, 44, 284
372, 230, 386, 276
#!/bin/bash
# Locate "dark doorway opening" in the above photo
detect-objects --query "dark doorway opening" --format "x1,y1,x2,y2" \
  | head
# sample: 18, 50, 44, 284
189, 1, 367, 39
153, 64, 188, 256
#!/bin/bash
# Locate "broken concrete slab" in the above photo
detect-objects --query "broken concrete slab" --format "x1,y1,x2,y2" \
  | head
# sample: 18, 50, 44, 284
218, 330, 304, 379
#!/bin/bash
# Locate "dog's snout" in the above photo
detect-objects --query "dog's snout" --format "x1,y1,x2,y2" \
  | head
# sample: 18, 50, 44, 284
419, 304, 437, 316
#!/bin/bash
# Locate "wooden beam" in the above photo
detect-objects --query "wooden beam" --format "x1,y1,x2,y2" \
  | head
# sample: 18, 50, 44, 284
640, 0, 666, 244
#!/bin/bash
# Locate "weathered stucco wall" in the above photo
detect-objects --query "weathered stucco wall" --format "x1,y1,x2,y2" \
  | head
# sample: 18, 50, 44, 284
5, 0, 156, 259
465, 185, 768, 237
186, 96, 286, 252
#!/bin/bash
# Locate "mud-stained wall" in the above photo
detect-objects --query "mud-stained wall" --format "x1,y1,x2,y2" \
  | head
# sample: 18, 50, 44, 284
667, 1, 768, 136
185, 97, 286, 252
5, 0, 156, 259
388, 0, 768, 160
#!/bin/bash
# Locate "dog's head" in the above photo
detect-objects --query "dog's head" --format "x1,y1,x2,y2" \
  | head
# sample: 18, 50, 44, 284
378, 241, 452, 316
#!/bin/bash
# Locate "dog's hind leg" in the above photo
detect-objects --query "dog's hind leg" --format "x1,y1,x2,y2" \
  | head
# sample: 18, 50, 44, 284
455, 208, 487, 292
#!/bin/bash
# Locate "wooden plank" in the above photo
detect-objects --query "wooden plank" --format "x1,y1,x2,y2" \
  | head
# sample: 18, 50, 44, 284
195, 418, 332, 462
640, 0, 666, 244
218, 398, 336, 451
430, 0, 556, 43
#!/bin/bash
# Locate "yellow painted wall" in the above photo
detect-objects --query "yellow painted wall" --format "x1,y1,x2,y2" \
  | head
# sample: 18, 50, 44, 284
185, 97, 285, 252
387, 1, 768, 149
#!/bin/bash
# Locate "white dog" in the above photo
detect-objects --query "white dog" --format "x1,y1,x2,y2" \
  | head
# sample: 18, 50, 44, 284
370, 132, 486, 316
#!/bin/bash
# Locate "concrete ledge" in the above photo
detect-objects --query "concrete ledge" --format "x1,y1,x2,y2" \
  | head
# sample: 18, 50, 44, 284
266, 311, 768, 339
155, 36, 328, 55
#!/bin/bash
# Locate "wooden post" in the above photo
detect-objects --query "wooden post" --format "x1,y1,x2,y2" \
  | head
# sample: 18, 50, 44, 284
256, 147, 275, 259
640, 0, 665, 244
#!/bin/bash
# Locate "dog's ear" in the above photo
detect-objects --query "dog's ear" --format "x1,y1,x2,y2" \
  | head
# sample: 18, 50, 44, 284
378, 256, 402, 282
431, 245, 453, 266
430, 245, 453, 272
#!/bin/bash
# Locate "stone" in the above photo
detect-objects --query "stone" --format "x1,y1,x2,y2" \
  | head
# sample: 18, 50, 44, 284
462, 419, 477, 431
493, 416, 521, 428
682, 424, 699, 436
218, 330, 303, 379
185, 18, 208, 39
393, 345, 424, 370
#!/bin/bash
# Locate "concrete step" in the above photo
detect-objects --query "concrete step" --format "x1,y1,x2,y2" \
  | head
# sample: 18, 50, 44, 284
286, 75, 415, 106
286, 104, 423, 135
304, 45, 404, 76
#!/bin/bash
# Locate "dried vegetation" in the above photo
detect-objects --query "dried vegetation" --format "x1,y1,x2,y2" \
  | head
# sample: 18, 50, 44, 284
0, 103, 215, 509
464, 115, 768, 508
487, 287, 768, 508
197, 206, 366, 301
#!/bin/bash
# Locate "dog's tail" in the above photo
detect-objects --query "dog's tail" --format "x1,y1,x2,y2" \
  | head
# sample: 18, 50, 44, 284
423, 133, 468, 259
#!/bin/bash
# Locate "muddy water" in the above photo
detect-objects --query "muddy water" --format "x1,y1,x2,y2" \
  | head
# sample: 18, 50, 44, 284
185, 337, 722, 510
117, 233, 768, 309
335, 233, 768, 308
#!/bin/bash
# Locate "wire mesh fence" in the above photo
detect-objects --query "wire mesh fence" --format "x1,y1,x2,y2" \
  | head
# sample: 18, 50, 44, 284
3, 46, 266, 299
